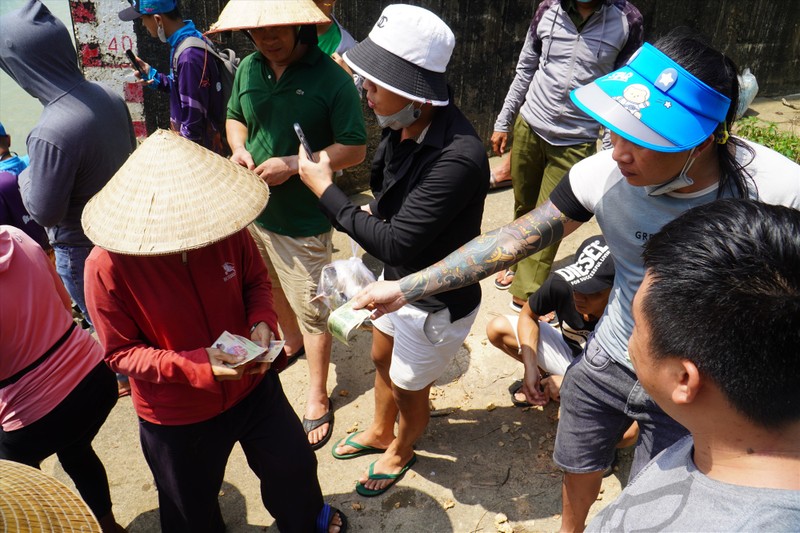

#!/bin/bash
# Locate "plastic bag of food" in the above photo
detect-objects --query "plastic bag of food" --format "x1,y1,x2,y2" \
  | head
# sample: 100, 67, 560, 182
736, 68, 759, 119
315, 239, 376, 311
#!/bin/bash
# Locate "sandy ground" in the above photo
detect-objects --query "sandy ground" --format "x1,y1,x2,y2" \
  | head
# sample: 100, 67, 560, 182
40, 95, 798, 532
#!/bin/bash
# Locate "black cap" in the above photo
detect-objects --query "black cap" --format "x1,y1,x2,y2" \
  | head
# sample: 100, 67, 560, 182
554, 236, 615, 294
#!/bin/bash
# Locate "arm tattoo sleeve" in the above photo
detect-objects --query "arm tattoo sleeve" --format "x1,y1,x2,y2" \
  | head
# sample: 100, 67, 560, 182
399, 200, 572, 302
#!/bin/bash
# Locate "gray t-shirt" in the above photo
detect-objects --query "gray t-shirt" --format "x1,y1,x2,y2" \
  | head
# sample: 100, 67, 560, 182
552, 140, 800, 369
587, 435, 800, 532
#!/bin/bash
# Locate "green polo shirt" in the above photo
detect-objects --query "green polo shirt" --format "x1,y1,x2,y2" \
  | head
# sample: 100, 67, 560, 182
228, 45, 366, 237
317, 23, 342, 56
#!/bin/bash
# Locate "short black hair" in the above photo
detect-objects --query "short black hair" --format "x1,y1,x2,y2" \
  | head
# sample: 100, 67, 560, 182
159, 8, 182, 21
641, 199, 800, 428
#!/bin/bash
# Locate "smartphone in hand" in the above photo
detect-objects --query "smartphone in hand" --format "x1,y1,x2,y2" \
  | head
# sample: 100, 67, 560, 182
293, 123, 317, 163
125, 49, 147, 80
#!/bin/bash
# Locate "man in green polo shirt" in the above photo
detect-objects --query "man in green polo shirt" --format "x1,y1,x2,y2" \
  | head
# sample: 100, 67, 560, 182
219, 1, 366, 451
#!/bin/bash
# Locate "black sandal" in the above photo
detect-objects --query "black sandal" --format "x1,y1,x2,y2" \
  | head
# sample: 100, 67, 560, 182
302, 398, 334, 450
508, 379, 533, 407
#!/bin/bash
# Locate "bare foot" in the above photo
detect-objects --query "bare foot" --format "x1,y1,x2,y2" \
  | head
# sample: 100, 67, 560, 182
493, 156, 512, 182
333, 429, 393, 457
358, 449, 415, 492
328, 510, 343, 533
305, 399, 331, 447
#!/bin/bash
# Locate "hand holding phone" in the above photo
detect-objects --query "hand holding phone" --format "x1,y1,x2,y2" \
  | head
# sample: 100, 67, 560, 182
125, 49, 147, 80
293, 123, 317, 163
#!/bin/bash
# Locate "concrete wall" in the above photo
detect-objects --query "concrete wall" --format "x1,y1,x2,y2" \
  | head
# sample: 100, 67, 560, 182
70, 0, 800, 178
69, 0, 147, 139
336, 0, 800, 144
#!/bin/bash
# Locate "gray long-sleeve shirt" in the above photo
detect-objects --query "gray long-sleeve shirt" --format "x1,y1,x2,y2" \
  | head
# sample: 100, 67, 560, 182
0, 0, 136, 247
494, 0, 643, 145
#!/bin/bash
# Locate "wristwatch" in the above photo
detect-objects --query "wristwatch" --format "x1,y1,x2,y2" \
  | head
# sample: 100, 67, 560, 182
249, 321, 264, 334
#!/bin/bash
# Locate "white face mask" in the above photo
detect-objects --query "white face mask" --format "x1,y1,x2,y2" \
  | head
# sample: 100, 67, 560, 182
157, 23, 167, 43
374, 102, 421, 130
646, 147, 697, 196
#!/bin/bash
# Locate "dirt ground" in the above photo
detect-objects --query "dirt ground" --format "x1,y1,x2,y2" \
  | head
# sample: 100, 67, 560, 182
40, 95, 798, 532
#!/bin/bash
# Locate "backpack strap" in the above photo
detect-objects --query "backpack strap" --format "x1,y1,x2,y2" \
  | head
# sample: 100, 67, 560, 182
173, 36, 225, 72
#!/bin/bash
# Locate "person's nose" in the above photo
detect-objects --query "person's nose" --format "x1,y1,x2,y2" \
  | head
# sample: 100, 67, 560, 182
611, 135, 634, 165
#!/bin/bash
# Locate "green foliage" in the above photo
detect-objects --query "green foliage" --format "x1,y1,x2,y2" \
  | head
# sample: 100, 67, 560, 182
734, 116, 800, 163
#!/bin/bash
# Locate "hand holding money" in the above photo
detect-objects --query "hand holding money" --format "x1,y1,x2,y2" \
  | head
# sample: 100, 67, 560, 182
328, 299, 372, 345
206, 347, 248, 381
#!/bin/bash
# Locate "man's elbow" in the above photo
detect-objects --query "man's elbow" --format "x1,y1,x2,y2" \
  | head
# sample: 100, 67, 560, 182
23, 201, 61, 228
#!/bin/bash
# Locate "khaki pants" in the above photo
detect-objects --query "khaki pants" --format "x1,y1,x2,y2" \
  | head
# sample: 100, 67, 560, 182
248, 224, 332, 335
509, 116, 596, 299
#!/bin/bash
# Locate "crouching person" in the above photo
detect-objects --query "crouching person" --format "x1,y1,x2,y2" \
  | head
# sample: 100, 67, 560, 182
83, 131, 346, 533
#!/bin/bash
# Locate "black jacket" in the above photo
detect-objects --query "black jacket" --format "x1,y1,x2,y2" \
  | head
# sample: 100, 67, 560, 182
319, 98, 489, 320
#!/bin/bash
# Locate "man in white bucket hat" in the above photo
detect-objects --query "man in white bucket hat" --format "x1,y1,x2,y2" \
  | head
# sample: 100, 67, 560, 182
83, 131, 347, 532
299, 4, 489, 497
210, 0, 367, 451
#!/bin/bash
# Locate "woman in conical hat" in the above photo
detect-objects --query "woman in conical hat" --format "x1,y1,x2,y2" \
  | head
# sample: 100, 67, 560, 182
83, 130, 348, 533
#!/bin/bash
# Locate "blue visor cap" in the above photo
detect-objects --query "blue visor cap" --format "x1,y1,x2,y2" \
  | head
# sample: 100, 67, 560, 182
571, 43, 731, 152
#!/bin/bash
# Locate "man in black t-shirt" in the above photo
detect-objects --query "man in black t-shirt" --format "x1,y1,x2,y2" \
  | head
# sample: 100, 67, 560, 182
487, 236, 613, 406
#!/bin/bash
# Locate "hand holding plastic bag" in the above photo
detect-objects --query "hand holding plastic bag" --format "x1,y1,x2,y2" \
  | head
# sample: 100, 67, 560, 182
315, 239, 377, 311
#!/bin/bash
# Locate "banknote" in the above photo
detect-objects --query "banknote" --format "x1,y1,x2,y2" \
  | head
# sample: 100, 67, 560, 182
213, 331, 284, 368
328, 299, 372, 345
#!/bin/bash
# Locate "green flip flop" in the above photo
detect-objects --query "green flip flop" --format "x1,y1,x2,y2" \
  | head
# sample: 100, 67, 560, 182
355, 454, 417, 497
331, 431, 387, 460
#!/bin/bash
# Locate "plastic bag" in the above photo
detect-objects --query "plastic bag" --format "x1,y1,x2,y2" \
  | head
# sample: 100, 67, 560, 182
315, 239, 376, 311
736, 68, 759, 119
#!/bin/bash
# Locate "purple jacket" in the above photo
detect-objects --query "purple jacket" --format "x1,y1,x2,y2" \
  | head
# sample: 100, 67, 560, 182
153, 24, 225, 153
0, 171, 48, 250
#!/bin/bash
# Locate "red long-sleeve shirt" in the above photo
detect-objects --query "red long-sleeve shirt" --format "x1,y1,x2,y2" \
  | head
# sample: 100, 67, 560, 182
85, 229, 279, 425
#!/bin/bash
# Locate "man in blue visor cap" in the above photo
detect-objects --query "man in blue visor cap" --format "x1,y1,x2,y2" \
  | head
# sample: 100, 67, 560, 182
349, 28, 800, 531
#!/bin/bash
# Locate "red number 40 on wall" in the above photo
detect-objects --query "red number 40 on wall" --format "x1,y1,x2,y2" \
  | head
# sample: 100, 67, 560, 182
108, 35, 134, 52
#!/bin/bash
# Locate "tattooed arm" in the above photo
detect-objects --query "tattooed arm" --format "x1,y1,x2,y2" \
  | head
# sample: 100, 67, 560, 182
353, 200, 582, 316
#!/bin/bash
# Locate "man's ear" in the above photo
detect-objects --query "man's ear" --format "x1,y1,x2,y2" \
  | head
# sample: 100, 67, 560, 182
694, 135, 715, 157
671, 359, 702, 405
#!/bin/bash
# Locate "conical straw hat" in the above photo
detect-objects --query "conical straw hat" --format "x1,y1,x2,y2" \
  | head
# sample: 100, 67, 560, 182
82, 130, 269, 256
0, 460, 101, 532
208, 0, 329, 34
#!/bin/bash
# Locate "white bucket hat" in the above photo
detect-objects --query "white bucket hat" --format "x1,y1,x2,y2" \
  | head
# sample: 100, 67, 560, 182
343, 4, 455, 106
82, 130, 269, 256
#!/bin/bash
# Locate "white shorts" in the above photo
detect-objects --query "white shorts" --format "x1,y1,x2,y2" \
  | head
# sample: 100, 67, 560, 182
373, 304, 479, 391
505, 315, 575, 375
